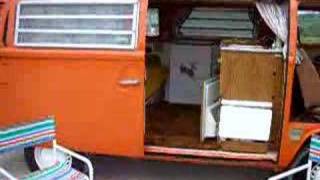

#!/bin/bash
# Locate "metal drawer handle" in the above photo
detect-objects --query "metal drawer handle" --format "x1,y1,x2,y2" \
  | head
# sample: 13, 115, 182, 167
119, 79, 141, 86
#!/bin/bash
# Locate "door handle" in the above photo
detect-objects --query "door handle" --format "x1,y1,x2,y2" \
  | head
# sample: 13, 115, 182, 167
119, 78, 141, 86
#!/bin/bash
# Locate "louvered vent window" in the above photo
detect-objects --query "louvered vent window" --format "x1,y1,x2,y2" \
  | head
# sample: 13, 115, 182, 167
180, 8, 254, 39
15, 0, 139, 49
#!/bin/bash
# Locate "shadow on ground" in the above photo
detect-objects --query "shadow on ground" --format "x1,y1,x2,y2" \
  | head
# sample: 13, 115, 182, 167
92, 155, 272, 180
0, 150, 273, 180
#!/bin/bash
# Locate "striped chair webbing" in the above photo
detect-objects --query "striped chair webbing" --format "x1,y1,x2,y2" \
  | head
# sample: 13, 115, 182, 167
21, 156, 71, 180
21, 155, 89, 180
54, 167, 89, 180
0, 118, 56, 154
310, 135, 320, 163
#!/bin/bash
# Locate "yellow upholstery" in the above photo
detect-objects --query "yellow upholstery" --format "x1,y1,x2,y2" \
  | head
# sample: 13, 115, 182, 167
145, 56, 168, 99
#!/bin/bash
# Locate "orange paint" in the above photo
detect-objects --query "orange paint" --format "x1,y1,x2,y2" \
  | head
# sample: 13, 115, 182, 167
278, 0, 320, 169
278, 0, 300, 168
0, 0, 320, 170
0, 0, 149, 158
0, 0, 8, 47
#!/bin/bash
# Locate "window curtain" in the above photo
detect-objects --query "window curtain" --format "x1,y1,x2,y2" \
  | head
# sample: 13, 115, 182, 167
256, 0, 303, 63
256, 0, 290, 57
256, 0, 288, 43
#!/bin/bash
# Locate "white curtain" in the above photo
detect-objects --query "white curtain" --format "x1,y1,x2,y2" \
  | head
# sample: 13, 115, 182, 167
256, 0, 288, 43
256, 0, 302, 63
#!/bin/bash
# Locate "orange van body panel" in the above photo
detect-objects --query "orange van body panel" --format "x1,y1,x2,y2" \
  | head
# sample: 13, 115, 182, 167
278, 0, 320, 169
0, 57, 145, 157
279, 122, 320, 169
1, 0, 320, 169
0, 0, 149, 158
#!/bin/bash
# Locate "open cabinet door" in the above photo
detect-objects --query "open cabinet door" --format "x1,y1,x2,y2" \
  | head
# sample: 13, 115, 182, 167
201, 78, 220, 141
0, 0, 148, 158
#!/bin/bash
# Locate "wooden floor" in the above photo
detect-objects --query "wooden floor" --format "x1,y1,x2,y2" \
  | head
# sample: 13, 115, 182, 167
145, 102, 220, 150
145, 102, 274, 154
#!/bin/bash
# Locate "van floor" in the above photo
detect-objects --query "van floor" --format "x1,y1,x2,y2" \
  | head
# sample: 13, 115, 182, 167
145, 102, 219, 150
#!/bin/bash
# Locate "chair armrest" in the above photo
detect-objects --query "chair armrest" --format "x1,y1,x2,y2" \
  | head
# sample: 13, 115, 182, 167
53, 141, 94, 180
268, 160, 312, 180
0, 167, 18, 180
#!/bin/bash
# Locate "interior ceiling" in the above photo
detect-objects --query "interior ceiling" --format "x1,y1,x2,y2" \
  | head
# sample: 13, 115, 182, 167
150, 0, 254, 2
149, 0, 255, 6
301, 0, 320, 8
150, 0, 320, 8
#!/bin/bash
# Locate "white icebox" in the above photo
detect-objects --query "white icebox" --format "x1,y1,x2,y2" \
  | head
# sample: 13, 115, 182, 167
218, 99, 273, 141
166, 44, 217, 104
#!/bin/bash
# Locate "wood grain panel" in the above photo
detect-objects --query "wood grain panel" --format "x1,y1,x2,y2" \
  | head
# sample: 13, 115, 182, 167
220, 50, 285, 150
220, 51, 283, 101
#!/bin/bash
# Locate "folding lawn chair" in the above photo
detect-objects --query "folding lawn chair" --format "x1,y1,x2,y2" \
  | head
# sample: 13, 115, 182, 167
0, 117, 94, 180
268, 135, 320, 180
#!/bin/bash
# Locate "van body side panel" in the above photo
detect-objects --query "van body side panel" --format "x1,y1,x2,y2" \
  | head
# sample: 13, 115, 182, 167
278, 0, 299, 168
0, 0, 148, 157
0, 56, 145, 157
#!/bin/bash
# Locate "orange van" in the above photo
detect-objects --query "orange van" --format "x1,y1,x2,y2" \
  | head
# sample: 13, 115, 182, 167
0, 0, 320, 179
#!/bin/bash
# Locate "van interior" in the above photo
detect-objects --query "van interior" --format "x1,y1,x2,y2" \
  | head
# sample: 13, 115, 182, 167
143, 1, 320, 159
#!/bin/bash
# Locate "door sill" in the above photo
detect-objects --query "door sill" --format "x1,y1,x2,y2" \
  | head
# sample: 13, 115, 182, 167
144, 153, 276, 170
144, 145, 278, 162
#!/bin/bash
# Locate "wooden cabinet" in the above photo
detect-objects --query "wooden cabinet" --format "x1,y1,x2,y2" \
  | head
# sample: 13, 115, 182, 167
220, 48, 283, 102
220, 45, 285, 149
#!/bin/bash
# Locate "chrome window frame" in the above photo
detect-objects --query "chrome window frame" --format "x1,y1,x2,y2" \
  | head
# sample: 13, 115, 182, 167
14, 0, 140, 49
